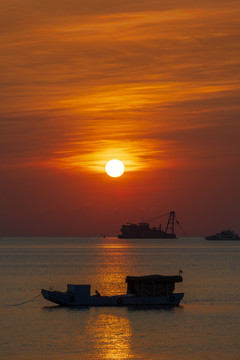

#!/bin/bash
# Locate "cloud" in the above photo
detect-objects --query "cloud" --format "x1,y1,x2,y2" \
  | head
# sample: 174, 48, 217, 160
0, 1, 240, 173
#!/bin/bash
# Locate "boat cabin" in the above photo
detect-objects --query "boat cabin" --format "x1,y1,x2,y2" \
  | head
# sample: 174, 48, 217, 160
67, 284, 90, 297
125, 274, 182, 297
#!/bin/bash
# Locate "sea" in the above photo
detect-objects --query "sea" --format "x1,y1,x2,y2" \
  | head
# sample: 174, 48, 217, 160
0, 236, 239, 360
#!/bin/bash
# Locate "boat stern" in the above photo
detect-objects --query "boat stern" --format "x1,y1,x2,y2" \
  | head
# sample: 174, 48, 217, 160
167, 292, 184, 306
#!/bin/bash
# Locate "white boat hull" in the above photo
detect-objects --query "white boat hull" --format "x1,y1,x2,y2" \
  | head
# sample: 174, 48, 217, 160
41, 289, 184, 307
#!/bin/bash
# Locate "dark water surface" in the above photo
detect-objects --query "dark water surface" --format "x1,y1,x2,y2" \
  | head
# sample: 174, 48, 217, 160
0, 237, 239, 359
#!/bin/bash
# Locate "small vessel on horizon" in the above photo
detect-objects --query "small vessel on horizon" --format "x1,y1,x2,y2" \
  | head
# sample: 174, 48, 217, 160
205, 229, 240, 240
118, 211, 178, 239
41, 273, 184, 307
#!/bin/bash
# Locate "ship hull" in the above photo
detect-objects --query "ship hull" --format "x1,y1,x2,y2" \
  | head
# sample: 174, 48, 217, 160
41, 289, 184, 307
118, 234, 176, 239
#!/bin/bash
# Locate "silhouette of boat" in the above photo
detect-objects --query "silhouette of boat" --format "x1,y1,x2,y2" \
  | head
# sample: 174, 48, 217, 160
41, 273, 184, 307
205, 229, 240, 240
118, 211, 177, 239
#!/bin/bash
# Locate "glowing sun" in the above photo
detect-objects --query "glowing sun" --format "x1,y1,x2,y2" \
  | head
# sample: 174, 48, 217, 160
105, 159, 125, 177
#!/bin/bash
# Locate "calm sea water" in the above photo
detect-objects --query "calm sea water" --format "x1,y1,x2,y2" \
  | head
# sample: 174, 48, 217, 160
0, 236, 239, 360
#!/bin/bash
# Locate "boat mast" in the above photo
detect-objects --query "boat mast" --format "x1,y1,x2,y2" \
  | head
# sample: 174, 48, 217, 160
165, 211, 175, 235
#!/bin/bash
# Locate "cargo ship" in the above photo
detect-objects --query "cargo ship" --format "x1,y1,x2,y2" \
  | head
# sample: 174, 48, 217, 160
118, 211, 177, 239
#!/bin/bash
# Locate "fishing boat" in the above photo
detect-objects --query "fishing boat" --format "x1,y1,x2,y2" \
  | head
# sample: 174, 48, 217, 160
118, 211, 178, 239
205, 229, 240, 240
41, 273, 184, 307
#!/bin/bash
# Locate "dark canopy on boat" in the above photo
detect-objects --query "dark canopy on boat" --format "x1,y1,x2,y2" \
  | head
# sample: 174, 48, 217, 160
126, 274, 182, 283
125, 274, 182, 297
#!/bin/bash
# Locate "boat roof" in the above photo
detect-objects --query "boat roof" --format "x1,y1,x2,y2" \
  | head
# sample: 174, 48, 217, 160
126, 274, 182, 284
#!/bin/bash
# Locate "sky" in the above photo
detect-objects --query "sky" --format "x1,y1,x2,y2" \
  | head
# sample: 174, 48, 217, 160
0, 0, 240, 236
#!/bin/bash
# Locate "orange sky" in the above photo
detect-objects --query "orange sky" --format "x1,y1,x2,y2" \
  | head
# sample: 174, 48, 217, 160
0, 0, 240, 236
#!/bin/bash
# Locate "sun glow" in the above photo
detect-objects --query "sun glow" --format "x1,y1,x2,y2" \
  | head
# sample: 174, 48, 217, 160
105, 159, 125, 177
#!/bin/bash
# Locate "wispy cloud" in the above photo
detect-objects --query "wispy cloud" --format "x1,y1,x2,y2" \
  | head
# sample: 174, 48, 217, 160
0, 1, 240, 172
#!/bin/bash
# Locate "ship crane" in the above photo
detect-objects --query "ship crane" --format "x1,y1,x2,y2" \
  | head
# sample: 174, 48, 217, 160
146, 211, 185, 236
165, 211, 177, 235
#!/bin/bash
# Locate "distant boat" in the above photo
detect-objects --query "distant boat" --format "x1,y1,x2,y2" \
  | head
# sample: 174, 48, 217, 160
205, 229, 240, 240
41, 273, 184, 307
118, 211, 177, 239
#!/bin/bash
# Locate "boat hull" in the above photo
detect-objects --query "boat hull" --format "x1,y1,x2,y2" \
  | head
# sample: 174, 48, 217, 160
41, 289, 184, 307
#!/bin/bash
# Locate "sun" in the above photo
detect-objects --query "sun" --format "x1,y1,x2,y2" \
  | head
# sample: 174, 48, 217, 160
105, 159, 125, 177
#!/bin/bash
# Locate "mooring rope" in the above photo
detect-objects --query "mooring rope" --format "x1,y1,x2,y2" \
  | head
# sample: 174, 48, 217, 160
0, 293, 42, 307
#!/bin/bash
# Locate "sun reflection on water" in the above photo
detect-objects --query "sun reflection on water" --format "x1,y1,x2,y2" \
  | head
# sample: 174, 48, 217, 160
86, 313, 140, 360
91, 241, 134, 296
